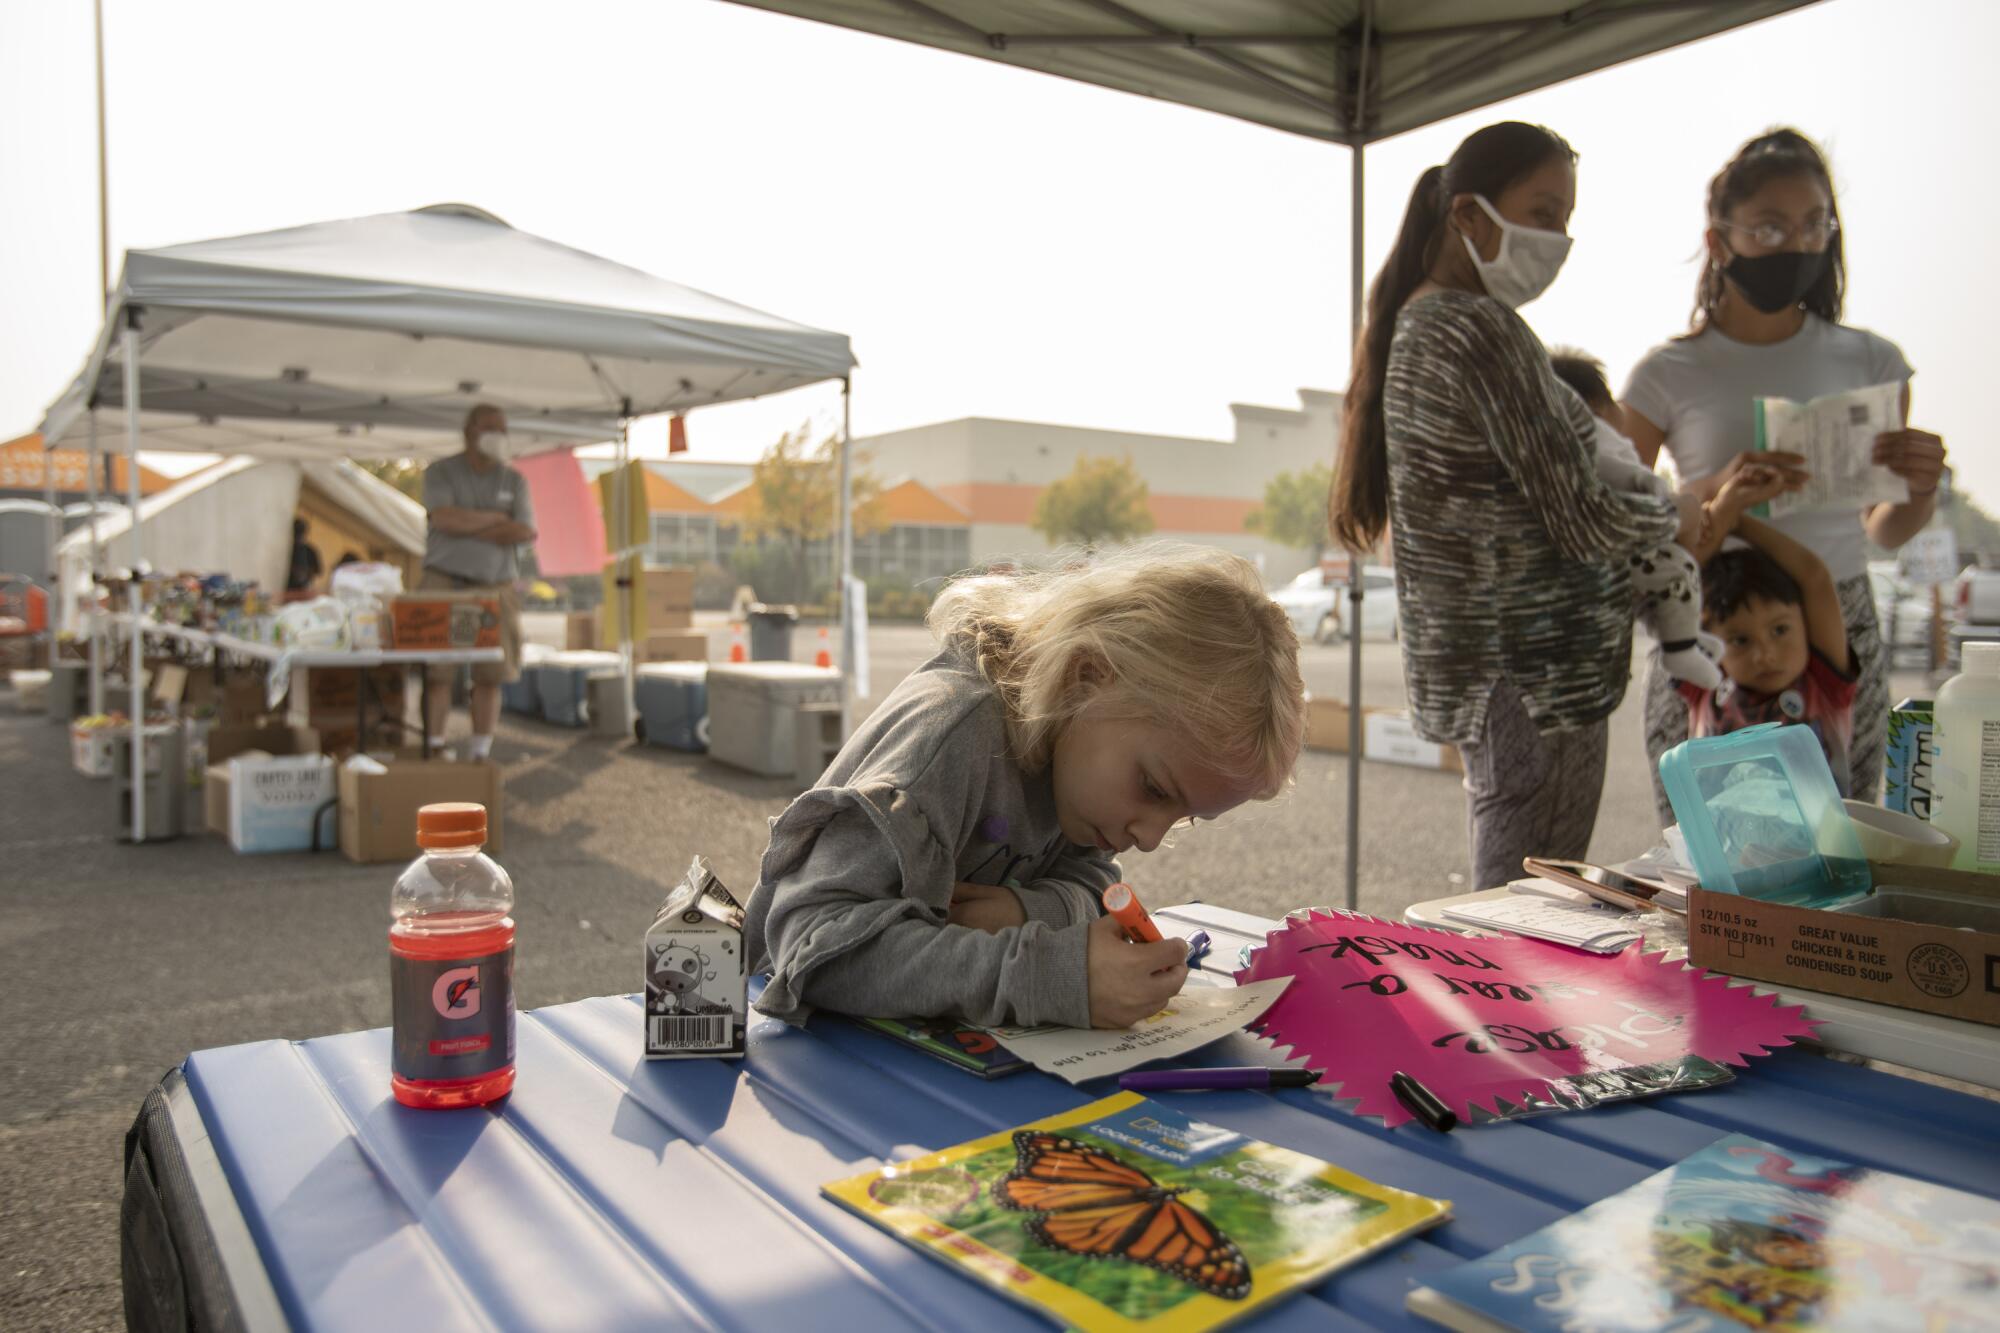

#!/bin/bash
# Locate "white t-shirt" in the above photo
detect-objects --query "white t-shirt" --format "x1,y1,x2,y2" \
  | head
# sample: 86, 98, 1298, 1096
1622, 315, 1912, 580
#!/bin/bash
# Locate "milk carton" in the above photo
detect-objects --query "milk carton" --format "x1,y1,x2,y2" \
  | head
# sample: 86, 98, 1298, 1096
643, 857, 747, 1059
1885, 698, 1935, 820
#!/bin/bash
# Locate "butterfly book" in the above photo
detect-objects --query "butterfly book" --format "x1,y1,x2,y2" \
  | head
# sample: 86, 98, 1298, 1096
1407, 1133, 2000, 1333
823, 1092, 1450, 1332
853, 1015, 1030, 1079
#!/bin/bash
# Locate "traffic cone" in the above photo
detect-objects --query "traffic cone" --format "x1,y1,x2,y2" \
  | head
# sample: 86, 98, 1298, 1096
728, 622, 747, 663
814, 625, 832, 669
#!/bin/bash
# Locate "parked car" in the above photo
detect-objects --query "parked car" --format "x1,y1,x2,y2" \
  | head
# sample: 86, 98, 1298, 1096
1270, 565, 1398, 645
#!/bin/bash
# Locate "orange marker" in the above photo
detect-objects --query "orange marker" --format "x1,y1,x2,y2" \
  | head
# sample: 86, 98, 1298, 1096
1101, 882, 1163, 944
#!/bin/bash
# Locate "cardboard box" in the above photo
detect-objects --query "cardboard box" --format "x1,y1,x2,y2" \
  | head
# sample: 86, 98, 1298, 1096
1303, 695, 1461, 772
228, 753, 338, 854
644, 567, 695, 621
1688, 866, 2000, 1027
389, 592, 502, 650
639, 628, 708, 663
338, 757, 504, 863
207, 724, 319, 769
203, 752, 268, 835
216, 677, 269, 726
565, 611, 596, 651
293, 664, 406, 716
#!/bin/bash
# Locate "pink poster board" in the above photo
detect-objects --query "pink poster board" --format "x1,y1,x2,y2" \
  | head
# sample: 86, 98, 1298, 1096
1236, 911, 1817, 1128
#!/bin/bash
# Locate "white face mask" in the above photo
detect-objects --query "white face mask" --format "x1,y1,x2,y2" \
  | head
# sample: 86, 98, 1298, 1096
477, 430, 512, 462
1460, 194, 1572, 309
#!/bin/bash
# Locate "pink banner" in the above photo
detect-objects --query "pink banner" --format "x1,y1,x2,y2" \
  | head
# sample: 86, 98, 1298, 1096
514, 448, 607, 578
1236, 911, 1817, 1128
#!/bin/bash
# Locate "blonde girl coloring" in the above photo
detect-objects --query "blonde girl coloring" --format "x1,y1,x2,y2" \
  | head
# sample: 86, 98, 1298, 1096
745, 544, 1306, 1031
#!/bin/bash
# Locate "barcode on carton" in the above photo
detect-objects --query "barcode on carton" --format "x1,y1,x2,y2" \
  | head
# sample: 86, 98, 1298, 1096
650, 1015, 730, 1050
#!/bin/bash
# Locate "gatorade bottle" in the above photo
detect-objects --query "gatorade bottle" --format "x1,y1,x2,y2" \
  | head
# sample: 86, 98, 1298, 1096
389, 803, 516, 1108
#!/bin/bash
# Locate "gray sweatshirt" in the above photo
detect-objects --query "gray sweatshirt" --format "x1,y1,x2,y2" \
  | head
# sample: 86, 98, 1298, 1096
745, 643, 1119, 1029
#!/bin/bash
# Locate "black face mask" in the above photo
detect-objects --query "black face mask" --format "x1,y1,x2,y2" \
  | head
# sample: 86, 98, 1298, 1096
1724, 249, 1830, 314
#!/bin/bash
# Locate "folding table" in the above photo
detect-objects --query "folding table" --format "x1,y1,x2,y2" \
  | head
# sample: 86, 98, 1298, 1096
123, 904, 2000, 1331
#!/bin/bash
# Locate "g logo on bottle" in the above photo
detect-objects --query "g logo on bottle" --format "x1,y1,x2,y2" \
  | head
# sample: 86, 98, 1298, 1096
432, 965, 482, 1019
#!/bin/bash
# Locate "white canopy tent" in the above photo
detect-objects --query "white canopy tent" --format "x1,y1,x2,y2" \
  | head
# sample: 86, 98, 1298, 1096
38, 202, 857, 841
53, 456, 427, 632
723, 0, 1822, 906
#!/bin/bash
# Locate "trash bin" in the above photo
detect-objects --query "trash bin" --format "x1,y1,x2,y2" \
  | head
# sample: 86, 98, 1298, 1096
746, 604, 799, 662
111, 723, 184, 842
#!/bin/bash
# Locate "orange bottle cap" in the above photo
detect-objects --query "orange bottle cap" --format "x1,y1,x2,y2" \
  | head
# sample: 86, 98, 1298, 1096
417, 802, 487, 849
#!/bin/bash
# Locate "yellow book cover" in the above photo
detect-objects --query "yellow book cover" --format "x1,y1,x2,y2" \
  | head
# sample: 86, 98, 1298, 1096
823, 1092, 1450, 1332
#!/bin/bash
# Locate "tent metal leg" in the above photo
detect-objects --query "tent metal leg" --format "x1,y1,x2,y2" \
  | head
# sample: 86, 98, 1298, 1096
122, 316, 144, 843
1344, 141, 1366, 912
837, 376, 853, 739
87, 411, 104, 716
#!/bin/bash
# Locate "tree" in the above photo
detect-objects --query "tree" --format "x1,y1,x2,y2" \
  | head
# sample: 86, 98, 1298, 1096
356, 458, 426, 502
1245, 463, 1332, 561
738, 424, 885, 603
1030, 455, 1155, 549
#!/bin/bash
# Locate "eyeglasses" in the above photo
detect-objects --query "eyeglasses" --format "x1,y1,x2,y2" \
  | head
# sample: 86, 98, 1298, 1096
1716, 217, 1840, 250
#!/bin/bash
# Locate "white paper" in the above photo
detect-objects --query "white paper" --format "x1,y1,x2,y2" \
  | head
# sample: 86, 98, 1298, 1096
986, 977, 1291, 1084
1758, 381, 1908, 520
1443, 895, 1640, 952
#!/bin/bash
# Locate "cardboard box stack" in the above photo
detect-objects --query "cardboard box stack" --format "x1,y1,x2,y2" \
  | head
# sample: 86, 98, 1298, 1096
595, 567, 705, 660
286, 664, 410, 755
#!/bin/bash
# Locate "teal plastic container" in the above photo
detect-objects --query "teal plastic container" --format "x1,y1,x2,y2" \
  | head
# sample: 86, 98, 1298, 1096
1658, 722, 1869, 908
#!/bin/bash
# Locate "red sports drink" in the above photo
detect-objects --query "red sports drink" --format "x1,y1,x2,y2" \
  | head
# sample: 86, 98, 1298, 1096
389, 803, 515, 1109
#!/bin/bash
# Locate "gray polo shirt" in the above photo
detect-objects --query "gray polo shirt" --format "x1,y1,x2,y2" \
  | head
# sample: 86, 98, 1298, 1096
422, 453, 535, 586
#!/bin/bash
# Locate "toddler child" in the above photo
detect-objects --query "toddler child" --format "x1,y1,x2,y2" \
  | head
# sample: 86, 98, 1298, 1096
744, 544, 1307, 1031
1682, 466, 1858, 792
1551, 349, 1720, 689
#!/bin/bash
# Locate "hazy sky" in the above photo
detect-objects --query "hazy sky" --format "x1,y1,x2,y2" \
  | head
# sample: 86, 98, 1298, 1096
3, 0, 1993, 502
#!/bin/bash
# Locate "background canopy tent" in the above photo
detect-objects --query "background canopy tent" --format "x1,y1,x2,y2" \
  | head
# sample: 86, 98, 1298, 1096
37, 202, 856, 843
37, 203, 856, 460
722, 0, 1820, 909
54, 457, 427, 629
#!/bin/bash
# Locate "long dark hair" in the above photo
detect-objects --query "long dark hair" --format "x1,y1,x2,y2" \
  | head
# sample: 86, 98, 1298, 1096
1330, 122, 1577, 552
1691, 128, 1844, 333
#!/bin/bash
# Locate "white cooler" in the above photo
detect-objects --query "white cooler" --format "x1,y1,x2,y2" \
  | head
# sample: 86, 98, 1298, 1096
705, 663, 842, 778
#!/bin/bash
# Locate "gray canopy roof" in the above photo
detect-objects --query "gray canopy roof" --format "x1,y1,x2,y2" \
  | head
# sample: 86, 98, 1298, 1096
723, 0, 1817, 144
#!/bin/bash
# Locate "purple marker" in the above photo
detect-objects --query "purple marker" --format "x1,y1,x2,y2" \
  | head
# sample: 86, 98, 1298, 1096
1118, 1067, 1320, 1093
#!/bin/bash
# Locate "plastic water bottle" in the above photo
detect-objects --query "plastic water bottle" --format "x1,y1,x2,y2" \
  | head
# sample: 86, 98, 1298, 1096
389, 802, 516, 1108
1932, 642, 2000, 873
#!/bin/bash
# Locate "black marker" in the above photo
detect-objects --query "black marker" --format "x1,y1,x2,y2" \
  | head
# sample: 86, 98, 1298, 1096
1391, 1071, 1457, 1133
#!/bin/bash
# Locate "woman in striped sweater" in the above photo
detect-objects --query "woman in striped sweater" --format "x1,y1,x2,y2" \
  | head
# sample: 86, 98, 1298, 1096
1329, 122, 1701, 891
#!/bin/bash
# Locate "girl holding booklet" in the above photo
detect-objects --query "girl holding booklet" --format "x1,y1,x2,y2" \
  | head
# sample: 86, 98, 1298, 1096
1622, 129, 1946, 818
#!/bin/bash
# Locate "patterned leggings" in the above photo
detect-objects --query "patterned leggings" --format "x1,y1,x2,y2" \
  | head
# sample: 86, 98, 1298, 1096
1459, 681, 1609, 892
1643, 572, 1885, 824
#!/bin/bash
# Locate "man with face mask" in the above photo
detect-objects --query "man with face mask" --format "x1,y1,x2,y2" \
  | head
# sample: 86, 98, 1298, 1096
418, 404, 537, 760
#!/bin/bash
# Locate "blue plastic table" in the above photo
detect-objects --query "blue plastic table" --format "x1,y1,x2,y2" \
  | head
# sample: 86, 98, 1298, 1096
138, 905, 2000, 1331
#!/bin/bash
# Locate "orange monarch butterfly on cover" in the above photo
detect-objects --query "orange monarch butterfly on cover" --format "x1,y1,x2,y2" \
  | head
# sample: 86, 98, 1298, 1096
994, 1130, 1253, 1300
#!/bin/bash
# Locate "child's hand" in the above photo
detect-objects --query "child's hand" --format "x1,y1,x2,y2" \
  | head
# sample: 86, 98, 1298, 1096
1086, 914, 1189, 1028
947, 882, 1027, 934
1713, 463, 1790, 519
